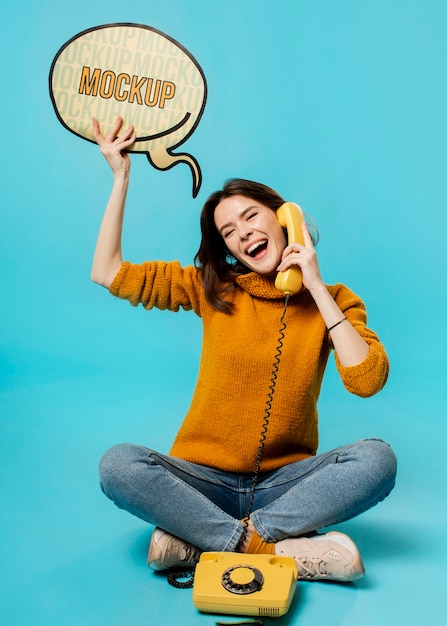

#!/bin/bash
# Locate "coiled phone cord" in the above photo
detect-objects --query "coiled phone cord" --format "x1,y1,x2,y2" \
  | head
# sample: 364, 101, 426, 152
167, 294, 290, 588
236, 293, 289, 550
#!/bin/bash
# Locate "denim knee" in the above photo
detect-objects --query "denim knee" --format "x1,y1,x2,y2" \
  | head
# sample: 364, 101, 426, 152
361, 438, 397, 496
99, 443, 138, 497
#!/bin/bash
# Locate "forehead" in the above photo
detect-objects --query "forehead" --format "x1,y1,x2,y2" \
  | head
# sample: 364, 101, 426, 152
214, 195, 267, 226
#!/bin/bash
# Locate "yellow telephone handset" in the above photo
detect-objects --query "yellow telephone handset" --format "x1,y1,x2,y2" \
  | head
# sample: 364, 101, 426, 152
275, 202, 305, 295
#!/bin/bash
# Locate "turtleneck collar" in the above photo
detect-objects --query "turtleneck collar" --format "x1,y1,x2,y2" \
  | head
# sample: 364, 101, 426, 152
234, 272, 291, 300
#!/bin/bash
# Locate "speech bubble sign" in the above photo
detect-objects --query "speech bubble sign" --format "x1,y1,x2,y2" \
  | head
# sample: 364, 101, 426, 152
49, 23, 207, 197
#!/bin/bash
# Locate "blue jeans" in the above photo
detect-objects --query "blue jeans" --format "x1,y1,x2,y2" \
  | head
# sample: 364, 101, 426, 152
99, 439, 397, 552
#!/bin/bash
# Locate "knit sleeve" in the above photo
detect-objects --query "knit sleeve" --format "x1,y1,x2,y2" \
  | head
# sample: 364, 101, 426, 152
109, 260, 204, 315
329, 284, 390, 397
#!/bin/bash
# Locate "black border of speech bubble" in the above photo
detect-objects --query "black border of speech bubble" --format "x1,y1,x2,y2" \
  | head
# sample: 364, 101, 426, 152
49, 22, 208, 198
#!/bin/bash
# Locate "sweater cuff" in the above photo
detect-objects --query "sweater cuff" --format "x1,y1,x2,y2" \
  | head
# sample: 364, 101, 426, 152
109, 261, 131, 298
335, 341, 389, 397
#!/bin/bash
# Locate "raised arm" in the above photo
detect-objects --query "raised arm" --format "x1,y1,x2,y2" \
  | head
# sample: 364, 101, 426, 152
90, 116, 136, 289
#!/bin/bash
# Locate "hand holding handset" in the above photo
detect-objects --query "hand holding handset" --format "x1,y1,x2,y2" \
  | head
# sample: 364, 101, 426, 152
275, 202, 305, 295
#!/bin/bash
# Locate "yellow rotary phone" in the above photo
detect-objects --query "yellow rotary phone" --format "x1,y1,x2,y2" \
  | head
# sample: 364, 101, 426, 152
192, 552, 297, 618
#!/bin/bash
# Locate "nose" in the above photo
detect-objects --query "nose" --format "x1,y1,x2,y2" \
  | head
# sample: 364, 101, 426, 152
238, 225, 253, 241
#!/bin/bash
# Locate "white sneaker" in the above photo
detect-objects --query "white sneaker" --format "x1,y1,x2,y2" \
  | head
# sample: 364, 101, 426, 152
147, 528, 202, 571
275, 531, 365, 582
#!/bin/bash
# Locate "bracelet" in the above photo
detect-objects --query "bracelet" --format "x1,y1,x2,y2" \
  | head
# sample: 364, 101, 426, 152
327, 317, 347, 332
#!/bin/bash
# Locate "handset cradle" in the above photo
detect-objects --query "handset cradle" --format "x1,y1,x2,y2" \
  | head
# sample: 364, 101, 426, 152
275, 202, 305, 295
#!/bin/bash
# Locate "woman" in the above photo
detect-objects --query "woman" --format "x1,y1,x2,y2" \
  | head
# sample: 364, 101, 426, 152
92, 116, 397, 582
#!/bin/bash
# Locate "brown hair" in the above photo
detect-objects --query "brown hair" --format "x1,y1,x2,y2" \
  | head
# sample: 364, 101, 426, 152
194, 178, 317, 313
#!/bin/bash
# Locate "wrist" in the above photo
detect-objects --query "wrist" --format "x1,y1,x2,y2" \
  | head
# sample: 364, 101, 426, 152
307, 281, 327, 297
113, 168, 130, 186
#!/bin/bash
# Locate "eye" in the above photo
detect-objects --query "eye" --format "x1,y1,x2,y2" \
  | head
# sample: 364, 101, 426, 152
247, 212, 257, 220
223, 228, 235, 238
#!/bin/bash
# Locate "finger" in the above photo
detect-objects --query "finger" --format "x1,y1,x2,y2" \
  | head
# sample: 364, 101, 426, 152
302, 220, 314, 249
104, 116, 124, 142
118, 124, 136, 143
118, 136, 136, 152
112, 128, 136, 153
277, 251, 303, 272
281, 240, 304, 259
92, 117, 103, 144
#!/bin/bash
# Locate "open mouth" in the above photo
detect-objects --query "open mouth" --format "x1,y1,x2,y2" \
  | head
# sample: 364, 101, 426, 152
246, 240, 268, 258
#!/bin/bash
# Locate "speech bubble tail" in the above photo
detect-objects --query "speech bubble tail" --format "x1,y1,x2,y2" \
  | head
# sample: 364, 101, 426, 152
147, 151, 202, 198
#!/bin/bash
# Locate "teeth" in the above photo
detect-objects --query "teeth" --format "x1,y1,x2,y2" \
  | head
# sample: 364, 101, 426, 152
247, 240, 267, 256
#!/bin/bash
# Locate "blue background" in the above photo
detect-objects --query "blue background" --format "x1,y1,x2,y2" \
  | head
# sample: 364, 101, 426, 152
1, 1, 446, 625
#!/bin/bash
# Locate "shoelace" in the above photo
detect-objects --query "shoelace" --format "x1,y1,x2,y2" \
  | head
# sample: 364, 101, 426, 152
179, 542, 201, 564
297, 557, 329, 579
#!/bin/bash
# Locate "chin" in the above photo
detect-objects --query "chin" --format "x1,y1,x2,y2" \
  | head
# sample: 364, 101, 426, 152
238, 255, 278, 275
252, 264, 277, 275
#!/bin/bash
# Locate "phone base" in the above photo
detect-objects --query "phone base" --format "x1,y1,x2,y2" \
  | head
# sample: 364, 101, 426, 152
192, 552, 297, 618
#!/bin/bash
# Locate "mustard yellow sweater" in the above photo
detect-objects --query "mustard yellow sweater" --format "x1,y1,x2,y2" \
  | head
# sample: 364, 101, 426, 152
110, 261, 389, 473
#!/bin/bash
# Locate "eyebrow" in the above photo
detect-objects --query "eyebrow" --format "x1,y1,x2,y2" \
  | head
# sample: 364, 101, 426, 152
217, 205, 258, 235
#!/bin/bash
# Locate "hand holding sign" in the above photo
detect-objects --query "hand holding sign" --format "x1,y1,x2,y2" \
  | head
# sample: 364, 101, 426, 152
49, 23, 207, 197
92, 116, 136, 174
